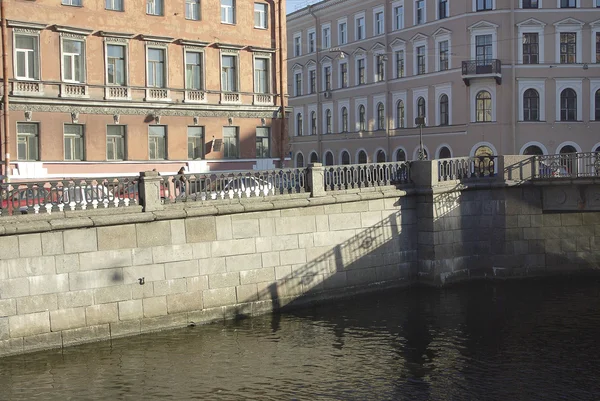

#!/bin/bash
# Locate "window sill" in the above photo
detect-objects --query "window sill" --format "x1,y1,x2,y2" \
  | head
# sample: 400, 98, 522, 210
106, 9, 124, 12
554, 120, 584, 123
186, 18, 201, 21
254, 26, 268, 30
221, 21, 236, 25
61, 4, 83, 7
146, 13, 164, 17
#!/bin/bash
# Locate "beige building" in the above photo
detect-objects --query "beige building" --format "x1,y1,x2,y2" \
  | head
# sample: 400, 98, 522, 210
0, 0, 288, 180
287, 0, 600, 166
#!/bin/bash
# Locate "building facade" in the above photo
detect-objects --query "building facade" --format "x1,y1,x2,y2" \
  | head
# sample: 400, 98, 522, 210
287, 0, 600, 166
0, 0, 288, 180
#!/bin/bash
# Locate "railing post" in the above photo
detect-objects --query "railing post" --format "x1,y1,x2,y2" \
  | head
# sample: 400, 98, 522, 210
308, 163, 325, 197
410, 160, 439, 187
500, 155, 534, 181
139, 171, 163, 212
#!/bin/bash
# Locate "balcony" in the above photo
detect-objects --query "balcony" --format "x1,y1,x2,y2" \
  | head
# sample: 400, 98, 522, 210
184, 90, 207, 103
220, 92, 241, 105
145, 88, 171, 102
60, 83, 89, 98
253, 93, 274, 106
461, 59, 502, 86
105, 86, 131, 101
11, 81, 44, 96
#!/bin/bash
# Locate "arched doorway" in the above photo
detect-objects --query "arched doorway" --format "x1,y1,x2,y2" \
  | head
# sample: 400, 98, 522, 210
474, 145, 494, 177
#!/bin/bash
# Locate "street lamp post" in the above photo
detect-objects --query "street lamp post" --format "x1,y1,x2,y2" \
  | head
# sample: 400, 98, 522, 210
415, 116, 426, 160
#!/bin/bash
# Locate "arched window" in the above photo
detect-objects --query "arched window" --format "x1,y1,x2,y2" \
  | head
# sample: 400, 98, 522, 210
523, 89, 539, 121
417, 97, 426, 119
324, 151, 334, 165
341, 151, 350, 165
595, 89, 600, 121
377, 102, 385, 130
523, 145, 543, 155
376, 150, 386, 163
559, 145, 577, 154
358, 105, 366, 131
560, 88, 577, 121
310, 111, 316, 135
595, 146, 600, 153
475, 145, 493, 157
296, 152, 304, 167
325, 109, 332, 133
438, 146, 451, 159
310, 151, 319, 163
341, 107, 348, 132
396, 148, 406, 161
476, 91, 492, 122
439, 94, 449, 126
296, 113, 303, 136
358, 150, 367, 164
396, 100, 405, 128
474, 145, 494, 176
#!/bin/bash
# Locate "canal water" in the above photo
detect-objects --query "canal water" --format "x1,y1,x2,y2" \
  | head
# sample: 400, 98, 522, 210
1, 277, 600, 400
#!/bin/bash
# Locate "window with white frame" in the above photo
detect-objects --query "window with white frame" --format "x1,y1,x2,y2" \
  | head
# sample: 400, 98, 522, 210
417, 97, 426, 119
560, 88, 577, 121
595, 31, 600, 63
322, 24, 331, 49
14, 34, 40, 80
412, 36, 428, 75
476, 34, 493, 65
517, 20, 545, 64
147, 47, 166, 87
339, 61, 348, 88
324, 65, 332, 91
296, 112, 303, 136
476, 0, 493, 11
439, 94, 449, 125
294, 71, 302, 96
416, 46, 426, 75
396, 100, 405, 128
560, 32, 576, 64
221, 0, 235, 23
188, 126, 204, 159
17, 123, 39, 161
221, 54, 238, 92
395, 49, 405, 78
469, 22, 498, 61
62, 0, 82, 5
293, 34, 301, 57
308, 29, 316, 53
358, 104, 366, 131
254, 57, 269, 93
522, 0, 539, 7
518, 79, 545, 121
338, 20, 347, 45
476, 91, 492, 122
325, 109, 332, 133
377, 103, 385, 130
415, 0, 425, 25
254, 3, 267, 28
149, 126, 166, 159
357, 57, 366, 85
523, 89, 540, 121
523, 33, 539, 64
186, 0, 200, 20
438, 0, 449, 19
393, 2, 404, 30
310, 111, 317, 135
105, 0, 123, 11
106, 43, 126, 86
62, 38, 86, 83
341, 106, 349, 132
256, 127, 270, 158
309, 68, 316, 93
413, 89, 428, 126
439, 40, 449, 71
554, 20, 582, 64
64, 124, 85, 161
107, 125, 125, 161
355, 14, 365, 41
147, 0, 163, 15
560, 0, 576, 8
185, 51, 203, 90
223, 127, 239, 158
435, 84, 451, 126
376, 55, 385, 82
374, 8, 384, 36
595, 88, 600, 120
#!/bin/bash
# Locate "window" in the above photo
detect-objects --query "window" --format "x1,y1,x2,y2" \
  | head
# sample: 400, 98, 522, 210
476, 91, 492, 122
107, 44, 126, 85
415, 0, 425, 25
223, 127, 238, 158
595, 90, 600, 120
439, 40, 449, 71
439, 0, 448, 19
296, 153, 304, 167
476, 35, 493, 65
254, 57, 269, 93
338, 21, 347, 45
296, 113, 303, 136
256, 127, 270, 158
358, 105, 366, 131
439, 147, 451, 159
358, 150, 367, 164
221, 0, 235, 23
311, 111, 317, 135
322, 25, 331, 49
523, 89, 539, 121
254, 3, 267, 28
221, 55, 237, 92
294, 72, 302, 96
148, 126, 166, 160
417, 46, 425, 75
310, 152, 319, 163
147, 0, 163, 15
417, 97, 426, 118
341, 107, 348, 132
476, 0, 493, 10
560, 0, 576, 7
64, 124, 84, 161
324, 66, 331, 91
187, 126, 204, 159
62, 0, 82, 5
377, 103, 385, 130
560, 33, 576, 64
340, 62, 348, 88
597, 0, 600, 6
394, 5, 404, 30
107, 125, 125, 161
523, 33, 539, 64
185, 51, 203, 90
309, 69, 316, 93
396, 100, 405, 128
522, 0, 538, 7
15, 34, 39, 80
325, 109, 332, 133
17, 123, 39, 161
523, 145, 543, 155
439, 95, 449, 125
357, 58, 365, 85
560, 88, 577, 121
106, 0, 123, 11
395, 50, 404, 78
341, 151, 350, 164
356, 16, 365, 40
597, 33, 600, 63
185, 0, 200, 20
62, 39, 85, 83
147, 48, 165, 87
294, 35, 301, 57
308, 31, 316, 53
376, 150, 386, 163
375, 11, 384, 35
325, 152, 334, 166
396, 148, 406, 161
376, 55, 385, 82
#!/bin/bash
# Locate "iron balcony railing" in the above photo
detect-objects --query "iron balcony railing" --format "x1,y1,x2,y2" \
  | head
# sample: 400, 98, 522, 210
534, 152, 600, 179
323, 162, 411, 191
461, 59, 502, 76
438, 156, 497, 182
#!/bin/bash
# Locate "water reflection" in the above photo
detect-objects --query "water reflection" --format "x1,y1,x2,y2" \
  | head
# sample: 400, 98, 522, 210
1, 277, 600, 400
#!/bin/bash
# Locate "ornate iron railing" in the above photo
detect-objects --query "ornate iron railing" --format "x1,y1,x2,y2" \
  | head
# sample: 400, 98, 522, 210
438, 156, 497, 182
323, 162, 411, 191
461, 59, 502, 76
0, 177, 138, 216
160, 168, 308, 202
534, 152, 600, 179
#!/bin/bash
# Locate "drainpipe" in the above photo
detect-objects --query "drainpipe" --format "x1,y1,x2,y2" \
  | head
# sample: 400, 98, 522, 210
1, 0, 10, 181
308, 5, 320, 161
277, 0, 287, 167
510, 0, 516, 154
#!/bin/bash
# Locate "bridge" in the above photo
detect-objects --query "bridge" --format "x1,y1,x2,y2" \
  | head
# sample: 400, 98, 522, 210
1, 152, 599, 357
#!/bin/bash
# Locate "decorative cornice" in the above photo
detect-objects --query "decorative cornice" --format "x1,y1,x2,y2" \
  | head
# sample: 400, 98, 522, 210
104, 37, 129, 44
249, 46, 276, 53
179, 39, 210, 47
215, 43, 245, 50
60, 32, 87, 40
54, 25, 94, 36
253, 52, 272, 58
99, 31, 136, 39
7, 20, 47, 30
140, 34, 174, 43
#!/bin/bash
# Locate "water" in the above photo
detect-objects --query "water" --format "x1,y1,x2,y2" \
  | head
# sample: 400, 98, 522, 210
2, 277, 600, 400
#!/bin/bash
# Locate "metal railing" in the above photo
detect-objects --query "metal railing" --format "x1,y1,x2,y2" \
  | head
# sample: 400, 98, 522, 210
461, 59, 502, 76
438, 156, 497, 182
0, 177, 138, 216
534, 152, 600, 179
160, 168, 308, 202
324, 162, 411, 191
